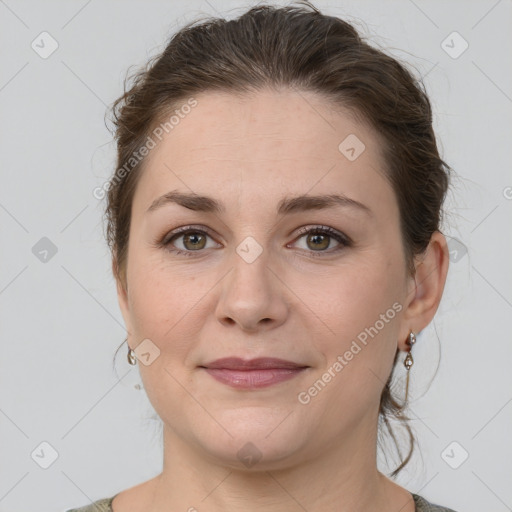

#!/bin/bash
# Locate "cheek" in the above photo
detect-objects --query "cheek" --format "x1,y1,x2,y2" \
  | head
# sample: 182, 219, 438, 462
126, 253, 212, 364
126, 255, 177, 339
330, 256, 401, 328
314, 255, 403, 388
304, 292, 402, 432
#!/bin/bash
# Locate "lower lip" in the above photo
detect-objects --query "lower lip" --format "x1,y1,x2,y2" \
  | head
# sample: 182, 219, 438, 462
203, 368, 307, 389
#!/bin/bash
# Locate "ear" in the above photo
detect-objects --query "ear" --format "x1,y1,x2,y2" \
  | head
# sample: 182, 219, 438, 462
112, 257, 133, 335
398, 231, 450, 350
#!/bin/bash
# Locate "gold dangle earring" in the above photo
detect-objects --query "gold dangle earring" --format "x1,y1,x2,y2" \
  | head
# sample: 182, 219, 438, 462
403, 331, 416, 408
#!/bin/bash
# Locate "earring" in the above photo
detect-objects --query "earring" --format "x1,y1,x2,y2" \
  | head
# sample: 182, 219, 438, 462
127, 339, 137, 365
402, 331, 416, 408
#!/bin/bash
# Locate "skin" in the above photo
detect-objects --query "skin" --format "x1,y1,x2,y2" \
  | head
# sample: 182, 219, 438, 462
113, 88, 449, 512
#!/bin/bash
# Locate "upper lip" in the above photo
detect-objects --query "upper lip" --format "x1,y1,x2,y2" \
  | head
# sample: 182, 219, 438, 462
201, 357, 309, 370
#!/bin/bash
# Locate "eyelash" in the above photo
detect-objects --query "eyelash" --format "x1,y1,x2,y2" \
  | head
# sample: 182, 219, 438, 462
157, 224, 352, 259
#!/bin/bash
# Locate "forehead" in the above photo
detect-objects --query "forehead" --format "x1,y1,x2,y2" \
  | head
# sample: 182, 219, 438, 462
132, 88, 394, 218
150, 88, 377, 158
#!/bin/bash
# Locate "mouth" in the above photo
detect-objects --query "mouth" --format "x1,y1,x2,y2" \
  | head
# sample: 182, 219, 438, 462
199, 357, 309, 389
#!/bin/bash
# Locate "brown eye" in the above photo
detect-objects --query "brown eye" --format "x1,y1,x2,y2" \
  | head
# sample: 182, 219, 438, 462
160, 226, 219, 257
159, 225, 350, 259
290, 226, 351, 259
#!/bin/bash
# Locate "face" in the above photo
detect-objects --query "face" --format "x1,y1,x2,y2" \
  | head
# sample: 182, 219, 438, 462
117, 88, 415, 470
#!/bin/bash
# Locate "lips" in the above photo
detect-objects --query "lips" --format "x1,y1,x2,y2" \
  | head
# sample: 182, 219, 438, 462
201, 357, 308, 370
200, 358, 309, 389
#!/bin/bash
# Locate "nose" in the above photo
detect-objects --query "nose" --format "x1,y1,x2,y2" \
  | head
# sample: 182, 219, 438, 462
214, 248, 289, 333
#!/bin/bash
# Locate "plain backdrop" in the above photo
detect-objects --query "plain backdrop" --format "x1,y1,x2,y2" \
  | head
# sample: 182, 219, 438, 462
1, 1, 511, 511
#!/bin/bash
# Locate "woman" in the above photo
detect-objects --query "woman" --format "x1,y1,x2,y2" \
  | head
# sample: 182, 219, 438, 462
68, 1, 457, 511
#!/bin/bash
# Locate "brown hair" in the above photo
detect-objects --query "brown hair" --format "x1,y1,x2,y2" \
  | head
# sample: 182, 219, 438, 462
105, 0, 451, 477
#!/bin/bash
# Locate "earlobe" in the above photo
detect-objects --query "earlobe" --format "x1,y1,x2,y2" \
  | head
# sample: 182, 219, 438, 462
398, 231, 450, 350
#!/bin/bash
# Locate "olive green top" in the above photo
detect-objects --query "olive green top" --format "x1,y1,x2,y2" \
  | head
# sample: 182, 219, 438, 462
65, 492, 459, 511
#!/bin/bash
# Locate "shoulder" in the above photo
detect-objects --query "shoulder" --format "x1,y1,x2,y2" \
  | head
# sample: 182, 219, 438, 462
412, 493, 460, 512
64, 495, 115, 512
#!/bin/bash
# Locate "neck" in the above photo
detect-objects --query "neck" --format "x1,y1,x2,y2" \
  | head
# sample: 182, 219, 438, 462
144, 418, 413, 512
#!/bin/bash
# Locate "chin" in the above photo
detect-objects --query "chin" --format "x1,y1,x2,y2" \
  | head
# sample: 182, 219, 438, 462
202, 437, 307, 472
191, 407, 311, 471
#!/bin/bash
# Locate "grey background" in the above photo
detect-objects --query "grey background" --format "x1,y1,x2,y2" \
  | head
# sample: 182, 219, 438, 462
1, 1, 511, 511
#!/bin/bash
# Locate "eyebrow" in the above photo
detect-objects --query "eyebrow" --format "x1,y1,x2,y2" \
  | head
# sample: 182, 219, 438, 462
146, 190, 372, 216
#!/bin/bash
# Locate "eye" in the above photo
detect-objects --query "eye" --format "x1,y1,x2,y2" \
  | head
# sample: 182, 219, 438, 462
156, 224, 351, 258
159, 226, 219, 257
289, 225, 351, 258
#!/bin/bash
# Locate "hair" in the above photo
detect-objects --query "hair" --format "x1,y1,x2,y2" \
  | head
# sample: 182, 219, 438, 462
105, 0, 451, 478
